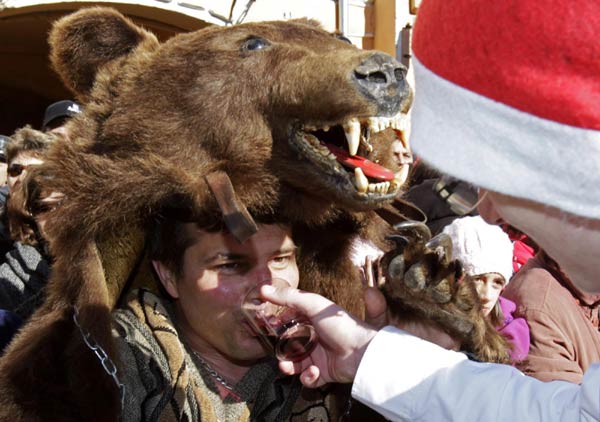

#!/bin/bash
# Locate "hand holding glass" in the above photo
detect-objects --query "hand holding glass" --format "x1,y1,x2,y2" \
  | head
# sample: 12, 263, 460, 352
241, 278, 317, 362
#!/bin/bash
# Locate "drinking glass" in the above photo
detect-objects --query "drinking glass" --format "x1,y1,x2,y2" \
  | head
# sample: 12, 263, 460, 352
241, 278, 317, 362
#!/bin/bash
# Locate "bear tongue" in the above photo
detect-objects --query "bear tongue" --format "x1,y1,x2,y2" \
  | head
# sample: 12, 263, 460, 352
326, 145, 395, 181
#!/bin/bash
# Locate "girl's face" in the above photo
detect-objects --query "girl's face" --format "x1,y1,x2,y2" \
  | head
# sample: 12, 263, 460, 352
471, 273, 505, 316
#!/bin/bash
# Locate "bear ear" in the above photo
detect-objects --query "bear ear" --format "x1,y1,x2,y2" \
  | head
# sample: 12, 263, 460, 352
49, 7, 158, 100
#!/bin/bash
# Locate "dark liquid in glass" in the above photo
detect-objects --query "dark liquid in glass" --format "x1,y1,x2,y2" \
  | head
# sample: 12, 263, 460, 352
276, 335, 317, 361
274, 321, 317, 361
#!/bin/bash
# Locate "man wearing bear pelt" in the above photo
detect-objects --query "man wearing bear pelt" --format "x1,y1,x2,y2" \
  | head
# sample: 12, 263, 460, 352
0, 7, 509, 421
113, 211, 379, 421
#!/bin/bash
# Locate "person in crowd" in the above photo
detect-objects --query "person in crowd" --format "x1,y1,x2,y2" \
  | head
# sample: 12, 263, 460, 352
404, 161, 480, 236
5, 126, 51, 194
258, 0, 600, 420
0, 135, 10, 186
41, 99, 81, 136
504, 250, 600, 384
112, 211, 381, 421
443, 215, 529, 363
502, 247, 600, 383
480, 192, 597, 382
0, 135, 12, 257
501, 224, 538, 273
0, 127, 56, 352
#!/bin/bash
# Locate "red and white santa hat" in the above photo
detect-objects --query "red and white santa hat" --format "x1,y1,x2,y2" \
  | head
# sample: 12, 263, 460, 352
409, 0, 600, 218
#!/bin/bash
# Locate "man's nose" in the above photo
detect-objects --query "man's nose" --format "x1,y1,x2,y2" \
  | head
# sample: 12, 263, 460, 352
247, 267, 274, 286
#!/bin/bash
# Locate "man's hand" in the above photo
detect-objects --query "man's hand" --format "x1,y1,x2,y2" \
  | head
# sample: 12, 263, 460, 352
260, 284, 377, 387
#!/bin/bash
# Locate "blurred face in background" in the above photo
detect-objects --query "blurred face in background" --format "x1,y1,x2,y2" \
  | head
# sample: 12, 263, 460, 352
7, 153, 43, 192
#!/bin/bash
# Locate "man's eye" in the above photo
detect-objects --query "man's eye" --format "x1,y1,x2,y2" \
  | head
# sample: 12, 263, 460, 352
216, 262, 244, 272
271, 254, 295, 268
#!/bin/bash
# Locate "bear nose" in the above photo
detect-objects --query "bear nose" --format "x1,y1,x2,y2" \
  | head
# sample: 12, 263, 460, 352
353, 52, 407, 114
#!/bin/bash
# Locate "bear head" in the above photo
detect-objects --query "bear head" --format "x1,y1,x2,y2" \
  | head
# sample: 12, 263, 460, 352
47, 7, 413, 234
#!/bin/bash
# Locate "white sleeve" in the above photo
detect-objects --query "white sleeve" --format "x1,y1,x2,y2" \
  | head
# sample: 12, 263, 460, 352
351, 326, 600, 422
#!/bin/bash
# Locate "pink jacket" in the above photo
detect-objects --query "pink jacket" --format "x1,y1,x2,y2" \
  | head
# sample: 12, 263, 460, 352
497, 296, 530, 363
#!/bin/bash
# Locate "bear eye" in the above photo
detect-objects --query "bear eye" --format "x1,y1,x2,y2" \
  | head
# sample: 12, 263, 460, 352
241, 37, 271, 52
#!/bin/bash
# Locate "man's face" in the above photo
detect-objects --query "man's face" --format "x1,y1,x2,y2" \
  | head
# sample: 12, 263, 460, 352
487, 191, 600, 293
7, 153, 43, 192
154, 223, 299, 362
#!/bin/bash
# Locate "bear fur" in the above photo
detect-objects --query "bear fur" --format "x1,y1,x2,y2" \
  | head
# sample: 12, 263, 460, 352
0, 7, 509, 421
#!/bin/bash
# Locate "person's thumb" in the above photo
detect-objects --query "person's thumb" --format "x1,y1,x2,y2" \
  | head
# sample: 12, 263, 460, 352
260, 284, 333, 319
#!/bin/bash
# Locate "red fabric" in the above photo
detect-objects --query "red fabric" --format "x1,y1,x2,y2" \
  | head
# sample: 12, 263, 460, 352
412, 0, 600, 130
512, 240, 535, 273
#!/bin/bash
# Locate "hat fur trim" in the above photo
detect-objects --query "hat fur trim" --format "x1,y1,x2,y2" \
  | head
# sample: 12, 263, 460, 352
410, 57, 600, 219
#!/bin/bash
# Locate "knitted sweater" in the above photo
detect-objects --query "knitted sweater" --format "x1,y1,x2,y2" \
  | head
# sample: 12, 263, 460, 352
113, 289, 350, 421
0, 242, 50, 320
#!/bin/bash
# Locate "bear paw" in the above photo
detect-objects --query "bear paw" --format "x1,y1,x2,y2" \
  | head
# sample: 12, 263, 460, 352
379, 221, 511, 364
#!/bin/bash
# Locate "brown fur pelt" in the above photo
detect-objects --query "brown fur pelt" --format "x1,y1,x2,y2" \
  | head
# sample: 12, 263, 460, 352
0, 7, 509, 421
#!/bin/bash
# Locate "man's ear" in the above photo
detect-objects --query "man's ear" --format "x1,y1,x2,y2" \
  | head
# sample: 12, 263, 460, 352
152, 260, 179, 299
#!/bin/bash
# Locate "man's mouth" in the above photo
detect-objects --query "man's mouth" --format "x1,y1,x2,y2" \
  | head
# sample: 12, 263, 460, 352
241, 320, 259, 337
291, 113, 412, 198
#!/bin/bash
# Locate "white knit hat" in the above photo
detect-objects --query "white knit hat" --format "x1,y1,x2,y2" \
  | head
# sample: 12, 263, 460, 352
442, 216, 514, 283
410, 0, 600, 219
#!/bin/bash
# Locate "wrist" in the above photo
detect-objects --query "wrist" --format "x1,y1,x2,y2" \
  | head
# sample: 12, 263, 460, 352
345, 327, 378, 382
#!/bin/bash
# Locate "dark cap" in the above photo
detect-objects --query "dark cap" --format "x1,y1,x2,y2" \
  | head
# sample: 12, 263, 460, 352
42, 100, 81, 131
0, 135, 11, 163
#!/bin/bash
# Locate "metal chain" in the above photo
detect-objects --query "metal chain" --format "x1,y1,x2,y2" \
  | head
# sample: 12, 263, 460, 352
72, 306, 126, 410
190, 349, 237, 393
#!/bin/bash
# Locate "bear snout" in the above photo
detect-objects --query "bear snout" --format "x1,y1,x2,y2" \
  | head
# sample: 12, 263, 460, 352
353, 52, 409, 115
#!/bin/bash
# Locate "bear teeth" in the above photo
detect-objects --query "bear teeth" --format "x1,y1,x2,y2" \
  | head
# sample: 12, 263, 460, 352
354, 168, 396, 195
344, 113, 407, 157
365, 114, 408, 134
302, 134, 337, 161
343, 118, 361, 156
302, 112, 408, 157
354, 168, 369, 193
300, 112, 410, 194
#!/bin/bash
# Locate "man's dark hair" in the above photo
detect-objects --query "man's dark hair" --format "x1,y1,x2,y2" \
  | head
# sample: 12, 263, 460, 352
149, 208, 284, 279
